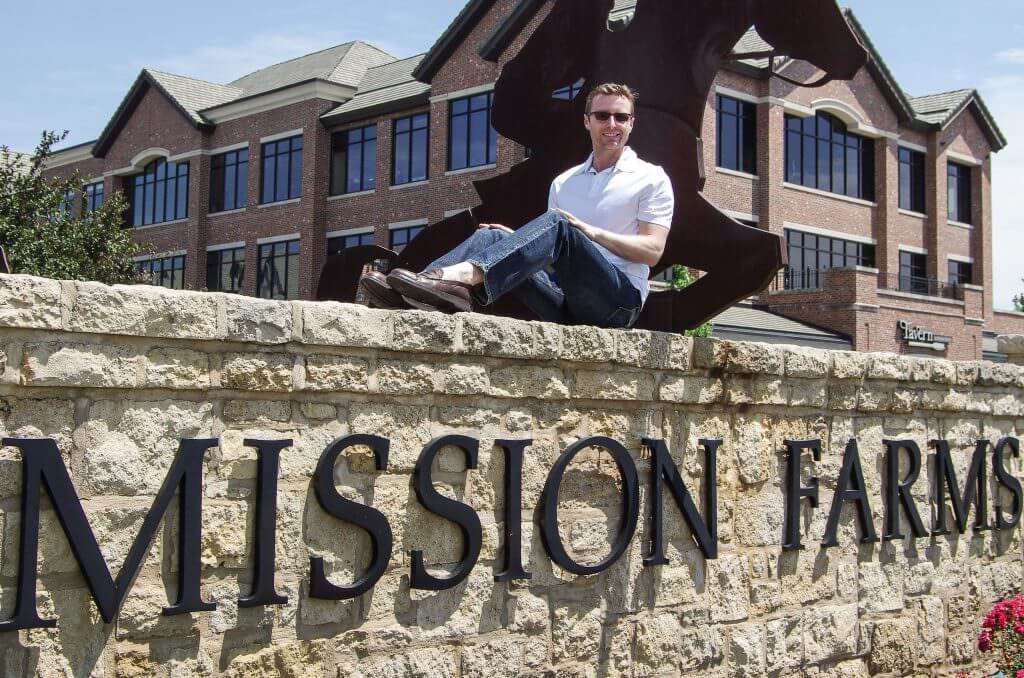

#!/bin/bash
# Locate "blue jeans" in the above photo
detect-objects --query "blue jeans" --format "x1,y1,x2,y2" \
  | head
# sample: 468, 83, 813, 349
423, 210, 642, 328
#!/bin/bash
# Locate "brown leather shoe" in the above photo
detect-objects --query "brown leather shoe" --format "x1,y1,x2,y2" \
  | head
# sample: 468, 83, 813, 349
386, 268, 474, 313
359, 271, 409, 309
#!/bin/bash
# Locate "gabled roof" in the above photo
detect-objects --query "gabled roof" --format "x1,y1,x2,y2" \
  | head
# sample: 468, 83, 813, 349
91, 41, 397, 158
228, 41, 395, 97
908, 88, 1006, 151
321, 54, 431, 124
413, 0, 499, 83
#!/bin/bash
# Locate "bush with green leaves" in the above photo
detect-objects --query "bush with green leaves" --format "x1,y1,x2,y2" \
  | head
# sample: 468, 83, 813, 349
0, 131, 146, 284
670, 264, 713, 337
1014, 279, 1023, 312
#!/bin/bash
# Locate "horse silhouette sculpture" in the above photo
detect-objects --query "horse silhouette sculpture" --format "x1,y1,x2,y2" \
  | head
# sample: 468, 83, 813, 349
317, 0, 868, 332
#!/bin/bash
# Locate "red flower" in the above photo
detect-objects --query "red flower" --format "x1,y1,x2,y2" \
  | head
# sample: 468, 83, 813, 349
978, 630, 992, 652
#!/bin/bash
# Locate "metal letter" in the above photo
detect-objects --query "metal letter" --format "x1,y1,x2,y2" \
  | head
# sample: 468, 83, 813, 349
881, 439, 927, 540
309, 434, 392, 600
540, 436, 640, 575
0, 437, 217, 631
931, 439, 990, 535
494, 439, 533, 582
238, 438, 290, 608
410, 435, 482, 590
642, 437, 719, 563
993, 437, 1022, 531
782, 439, 821, 551
822, 439, 879, 547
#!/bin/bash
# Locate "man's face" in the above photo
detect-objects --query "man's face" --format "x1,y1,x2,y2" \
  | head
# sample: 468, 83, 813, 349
584, 93, 634, 153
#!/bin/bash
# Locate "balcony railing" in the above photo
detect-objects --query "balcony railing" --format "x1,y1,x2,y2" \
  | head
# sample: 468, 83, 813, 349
768, 268, 824, 292
879, 274, 964, 301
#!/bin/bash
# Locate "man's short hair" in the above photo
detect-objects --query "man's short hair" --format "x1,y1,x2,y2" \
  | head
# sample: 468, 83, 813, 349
585, 83, 638, 115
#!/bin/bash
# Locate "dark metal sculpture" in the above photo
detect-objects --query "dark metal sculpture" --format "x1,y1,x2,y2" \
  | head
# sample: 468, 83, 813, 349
317, 0, 868, 331
0, 246, 9, 274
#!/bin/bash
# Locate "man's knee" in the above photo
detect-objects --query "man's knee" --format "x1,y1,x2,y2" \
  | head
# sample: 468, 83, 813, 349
467, 228, 508, 246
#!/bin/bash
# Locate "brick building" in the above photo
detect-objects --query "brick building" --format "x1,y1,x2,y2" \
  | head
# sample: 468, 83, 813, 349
42, 0, 1024, 359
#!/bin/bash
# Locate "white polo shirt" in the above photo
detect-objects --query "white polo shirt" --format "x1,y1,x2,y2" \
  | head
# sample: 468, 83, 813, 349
548, 146, 674, 303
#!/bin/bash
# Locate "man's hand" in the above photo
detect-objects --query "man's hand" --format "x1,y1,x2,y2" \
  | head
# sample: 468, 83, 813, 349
478, 223, 514, 234
552, 208, 598, 240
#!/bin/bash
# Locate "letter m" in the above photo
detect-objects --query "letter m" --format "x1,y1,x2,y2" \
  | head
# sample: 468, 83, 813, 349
0, 437, 217, 631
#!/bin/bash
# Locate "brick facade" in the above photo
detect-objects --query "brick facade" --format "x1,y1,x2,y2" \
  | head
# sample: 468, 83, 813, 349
42, 0, 1024, 358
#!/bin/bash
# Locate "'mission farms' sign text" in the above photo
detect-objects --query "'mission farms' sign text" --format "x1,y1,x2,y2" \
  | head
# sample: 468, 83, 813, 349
0, 434, 1020, 631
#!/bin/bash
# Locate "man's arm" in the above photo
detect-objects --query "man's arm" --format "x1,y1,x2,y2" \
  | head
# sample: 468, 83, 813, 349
554, 209, 669, 267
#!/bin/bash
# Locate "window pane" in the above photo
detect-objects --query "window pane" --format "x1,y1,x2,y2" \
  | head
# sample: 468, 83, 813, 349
224, 164, 236, 210
290, 146, 303, 198
276, 153, 289, 200
719, 112, 737, 170
741, 108, 756, 173
450, 114, 468, 170
347, 146, 361, 193
469, 109, 488, 166
411, 129, 427, 181
263, 153, 275, 202
395, 133, 410, 185
362, 137, 375, 190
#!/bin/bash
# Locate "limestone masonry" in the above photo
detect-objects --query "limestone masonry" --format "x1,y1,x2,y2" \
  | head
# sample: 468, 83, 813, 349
0, 272, 1022, 676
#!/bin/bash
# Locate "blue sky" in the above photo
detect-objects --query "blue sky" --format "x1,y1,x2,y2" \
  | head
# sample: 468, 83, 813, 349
2, 0, 1022, 307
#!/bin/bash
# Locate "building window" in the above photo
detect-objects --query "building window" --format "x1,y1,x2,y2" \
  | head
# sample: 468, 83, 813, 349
128, 158, 190, 227
784, 229, 875, 289
716, 95, 756, 174
59, 190, 75, 216
327, 231, 375, 256
948, 259, 973, 287
448, 92, 497, 171
138, 254, 186, 290
210, 148, 249, 213
330, 125, 376, 195
552, 79, 585, 100
257, 240, 300, 299
947, 162, 972, 224
261, 136, 303, 204
84, 182, 104, 213
206, 247, 245, 293
898, 147, 925, 213
899, 251, 928, 294
389, 225, 425, 253
393, 114, 428, 186
784, 113, 875, 201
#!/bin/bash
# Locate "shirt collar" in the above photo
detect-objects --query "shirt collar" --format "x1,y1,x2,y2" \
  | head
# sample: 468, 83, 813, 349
577, 146, 639, 176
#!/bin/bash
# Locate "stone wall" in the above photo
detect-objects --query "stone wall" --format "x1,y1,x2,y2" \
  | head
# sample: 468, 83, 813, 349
0, 273, 1022, 677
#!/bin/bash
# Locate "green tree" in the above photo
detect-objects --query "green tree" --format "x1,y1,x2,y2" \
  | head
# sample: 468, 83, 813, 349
0, 131, 146, 284
670, 264, 713, 337
1014, 279, 1023, 312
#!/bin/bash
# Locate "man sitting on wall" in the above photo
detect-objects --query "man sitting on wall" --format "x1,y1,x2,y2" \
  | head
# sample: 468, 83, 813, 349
359, 83, 674, 329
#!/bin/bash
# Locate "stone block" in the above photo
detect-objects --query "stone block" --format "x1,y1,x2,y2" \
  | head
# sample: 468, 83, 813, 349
461, 313, 534, 358
300, 301, 389, 348
437, 363, 489, 395
785, 346, 831, 378
488, 366, 568, 399
374, 359, 435, 394
392, 310, 456, 353
802, 603, 859, 663
304, 355, 368, 392
73, 282, 219, 339
858, 561, 903, 613
223, 399, 291, 423
0, 274, 61, 329
707, 554, 750, 622
867, 354, 913, 380
573, 370, 654, 401
734, 486, 785, 545
914, 595, 945, 665
832, 351, 868, 379
349, 402, 431, 471
659, 375, 724, 403
22, 342, 138, 388
222, 641, 327, 678
728, 623, 766, 677
145, 347, 210, 389
559, 325, 616, 362
725, 342, 785, 375
224, 294, 292, 343
766, 616, 802, 674
552, 603, 604, 664
868, 619, 917, 674
222, 352, 292, 391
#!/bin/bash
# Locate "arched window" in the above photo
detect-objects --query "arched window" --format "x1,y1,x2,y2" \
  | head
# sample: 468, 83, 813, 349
127, 158, 189, 227
784, 112, 874, 201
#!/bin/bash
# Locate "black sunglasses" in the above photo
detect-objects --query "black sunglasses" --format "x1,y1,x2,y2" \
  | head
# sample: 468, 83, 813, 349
587, 111, 633, 123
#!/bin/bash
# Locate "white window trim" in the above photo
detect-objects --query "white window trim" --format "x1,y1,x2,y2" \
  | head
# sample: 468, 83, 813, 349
446, 163, 497, 177
259, 129, 304, 144
257, 233, 300, 245
208, 207, 247, 218
135, 249, 187, 262
948, 220, 974, 230
257, 198, 301, 208
328, 189, 375, 200
209, 141, 250, 155
782, 99, 897, 139
327, 226, 375, 239
897, 208, 927, 219
390, 179, 429, 191
132, 218, 189, 231
897, 140, 927, 154
782, 182, 877, 208
444, 208, 471, 218
430, 83, 495, 103
782, 222, 876, 245
715, 167, 759, 181
713, 86, 768, 105
898, 245, 928, 255
388, 219, 428, 230
207, 241, 245, 252
946, 150, 983, 167
948, 254, 975, 264
723, 209, 759, 223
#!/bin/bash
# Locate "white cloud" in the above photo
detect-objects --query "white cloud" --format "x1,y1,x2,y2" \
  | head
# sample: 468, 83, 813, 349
982, 75, 1024, 310
995, 47, 1024, 64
